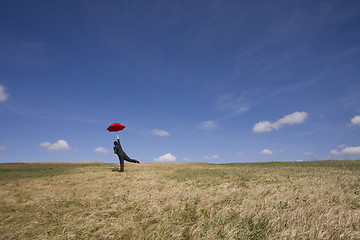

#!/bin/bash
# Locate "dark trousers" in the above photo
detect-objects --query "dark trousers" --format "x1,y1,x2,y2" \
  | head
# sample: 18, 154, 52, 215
118, 155, 138, 172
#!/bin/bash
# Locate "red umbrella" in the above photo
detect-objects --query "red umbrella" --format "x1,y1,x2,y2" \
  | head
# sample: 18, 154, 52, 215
107, 123, 126, 132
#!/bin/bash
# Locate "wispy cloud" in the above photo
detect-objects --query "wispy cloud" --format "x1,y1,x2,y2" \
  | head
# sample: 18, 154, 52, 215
0, 85, 9, 102
40, 140, 71, 151
198, 121, 217, 131
4, 103, 106, 125
253, 111, 308, 133
0, 40, 50, 66
151, 129, 170, 136
237, 152, 244, 157
204, 155, 219, 159
303, 152, 312, 156
0, 144, 7, 151
292, 131, 317, 137
270, 79, 320, 98
215, 93, 249, 117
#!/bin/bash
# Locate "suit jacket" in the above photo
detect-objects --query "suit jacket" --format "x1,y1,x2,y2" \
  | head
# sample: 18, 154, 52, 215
114, 139, 128, 157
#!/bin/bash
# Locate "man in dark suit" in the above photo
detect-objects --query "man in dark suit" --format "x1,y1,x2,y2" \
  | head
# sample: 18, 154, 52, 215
114, 134, 139, 172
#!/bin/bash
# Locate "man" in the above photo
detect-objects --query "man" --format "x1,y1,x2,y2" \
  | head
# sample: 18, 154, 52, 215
114, 133, 140, 172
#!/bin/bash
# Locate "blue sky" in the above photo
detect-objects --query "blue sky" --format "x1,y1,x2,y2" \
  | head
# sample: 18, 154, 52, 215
1, 0, 360, 163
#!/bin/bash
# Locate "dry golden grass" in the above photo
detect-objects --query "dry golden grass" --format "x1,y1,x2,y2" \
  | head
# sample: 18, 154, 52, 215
1, 161, 359, 239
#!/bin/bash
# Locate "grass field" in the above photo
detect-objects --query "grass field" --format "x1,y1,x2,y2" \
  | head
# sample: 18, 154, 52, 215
1, 161, 359, 239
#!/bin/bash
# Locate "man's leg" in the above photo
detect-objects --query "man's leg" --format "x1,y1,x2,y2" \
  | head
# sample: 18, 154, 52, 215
124, 156, 140, 164
118, 155, 125, 172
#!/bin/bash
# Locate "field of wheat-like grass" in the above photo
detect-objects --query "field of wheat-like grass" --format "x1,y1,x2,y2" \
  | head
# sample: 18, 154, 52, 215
1, 161, 359, 239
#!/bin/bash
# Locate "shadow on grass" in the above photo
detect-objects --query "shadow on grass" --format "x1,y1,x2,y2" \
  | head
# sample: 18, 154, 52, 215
111, 168, 123, 172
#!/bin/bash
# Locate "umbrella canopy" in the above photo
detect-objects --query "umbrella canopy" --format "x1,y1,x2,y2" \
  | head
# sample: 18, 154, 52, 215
107, 123, 126, 132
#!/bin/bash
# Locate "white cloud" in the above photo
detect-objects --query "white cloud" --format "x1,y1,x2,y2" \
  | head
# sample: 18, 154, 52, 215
253, 121, 273, 133
329, 145, 360, 156
154, 153, 176, 162
40, 140, 71, 151
349, 115, 360, 127
183, 157, 191, 161
204, 155, 219, 159
303, 152, 313, 156
151, 129, 170, 136
0, 85, 9, 102
94, 147, 108, 154
261, 149, 273, 155
341, 147, 360, 155
198, 121, 217, 131
253, 112, 308, 133
0, 145, 6, 151
273, 112, 308, 128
